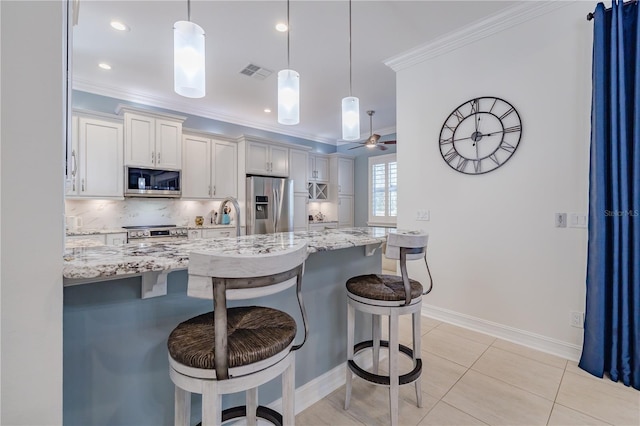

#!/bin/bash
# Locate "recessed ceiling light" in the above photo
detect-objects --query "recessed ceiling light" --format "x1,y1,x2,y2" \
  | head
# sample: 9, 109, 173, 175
110, 20, 129, 32
264, 108, 272, 113
275, 23, 288, 32
98, 63, 112, 70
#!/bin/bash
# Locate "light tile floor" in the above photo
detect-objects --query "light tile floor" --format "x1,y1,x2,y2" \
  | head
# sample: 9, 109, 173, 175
296, 315, 640, 426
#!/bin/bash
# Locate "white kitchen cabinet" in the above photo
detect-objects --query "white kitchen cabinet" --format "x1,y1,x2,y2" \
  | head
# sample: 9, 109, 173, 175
188, 229, 202, 240
106, 233, 128, 245
308, 154, 329, 183
289, 149, 309, 193
337, 196, 354, 228
67, 114, 123, 199
336, 157, 354, 195
119, 106, 185, 169
308, 222, 338, 231
201, 228, 234, 239
246, 141, 289, 176
293, 192, 309, 232
182, 133, 238, 199
307, 182, 328, 201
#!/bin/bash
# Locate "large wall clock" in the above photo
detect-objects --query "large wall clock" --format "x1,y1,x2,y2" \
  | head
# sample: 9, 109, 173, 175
439, 96, 522, 174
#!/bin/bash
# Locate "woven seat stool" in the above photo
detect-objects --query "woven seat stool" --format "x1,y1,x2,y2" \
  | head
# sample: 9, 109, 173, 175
167, 241, 308, 426
344, 230, 431, 426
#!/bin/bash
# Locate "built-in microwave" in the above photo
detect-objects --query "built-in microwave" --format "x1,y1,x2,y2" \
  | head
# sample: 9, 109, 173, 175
125, 166, 181, 198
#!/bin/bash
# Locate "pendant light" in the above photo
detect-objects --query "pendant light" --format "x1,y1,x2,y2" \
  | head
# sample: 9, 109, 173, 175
278, 0, 300, 125
341, 0, 360, 141
174, 0, 205, 98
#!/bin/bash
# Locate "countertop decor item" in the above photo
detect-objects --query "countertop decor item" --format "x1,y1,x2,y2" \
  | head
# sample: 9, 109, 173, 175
195, 216, 204, 226
439, 96, 522, 174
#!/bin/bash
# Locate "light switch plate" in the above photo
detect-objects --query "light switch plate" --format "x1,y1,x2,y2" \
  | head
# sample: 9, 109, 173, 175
555, 213, 567, 228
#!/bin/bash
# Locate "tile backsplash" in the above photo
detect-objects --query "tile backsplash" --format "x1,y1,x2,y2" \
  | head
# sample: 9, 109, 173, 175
65, 199, 224, 229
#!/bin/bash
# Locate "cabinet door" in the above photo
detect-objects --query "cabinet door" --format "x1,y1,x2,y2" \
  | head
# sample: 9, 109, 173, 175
314, 156, 330, 182
106, 233, 128, 245
269, 145, 289, 176
246, 142, 269, 175
337, 157, 354, 195
182, 134, 211, 198
202, 228, 234, 239
155, 119, 182, 169
78, 117, 123, 198
188, 229, 202, 240
290, 149, 309, 193
124, 113, 154, 167
338, 196, 354, 227
212, 140, 237, 199
293, 192, 309, 231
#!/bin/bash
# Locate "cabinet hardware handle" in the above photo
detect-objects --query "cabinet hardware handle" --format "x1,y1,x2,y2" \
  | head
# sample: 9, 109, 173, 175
81, 178, 85, 192
208, 185, 212, 196
157, 152, 160, 163
213, 185, 216, 196
71, 150, 77, 177
151, 151, 155, 163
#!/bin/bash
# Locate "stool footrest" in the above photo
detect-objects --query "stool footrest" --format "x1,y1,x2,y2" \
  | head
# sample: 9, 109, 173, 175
348, 340, 422, 386
196, 405, 283, 426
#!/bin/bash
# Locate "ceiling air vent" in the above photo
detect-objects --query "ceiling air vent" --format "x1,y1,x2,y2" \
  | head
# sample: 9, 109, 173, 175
239, 63, 273, 80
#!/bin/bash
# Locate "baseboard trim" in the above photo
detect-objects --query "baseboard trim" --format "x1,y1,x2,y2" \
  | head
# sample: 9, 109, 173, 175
421, 304, 582, 362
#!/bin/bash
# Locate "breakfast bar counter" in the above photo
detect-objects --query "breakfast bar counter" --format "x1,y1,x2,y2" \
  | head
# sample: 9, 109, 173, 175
63, 227, 389, 425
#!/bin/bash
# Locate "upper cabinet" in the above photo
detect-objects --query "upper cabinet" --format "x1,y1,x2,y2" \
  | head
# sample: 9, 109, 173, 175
308, 154, 330, 183
289, 149, 309, 193
332, 156, 354, 196
246, 141, 289, 177
182, 132, 237, 199
67, 113, 124, 199
117, 106, 185, 169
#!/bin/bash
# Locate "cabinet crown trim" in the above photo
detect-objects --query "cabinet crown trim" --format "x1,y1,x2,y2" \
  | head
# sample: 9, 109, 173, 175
183, 128, 238, 143
115, 104, 186, 123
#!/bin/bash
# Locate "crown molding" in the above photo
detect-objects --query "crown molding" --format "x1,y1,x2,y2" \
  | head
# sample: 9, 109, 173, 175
72, 79, 337, 146
384, 1, 573, 72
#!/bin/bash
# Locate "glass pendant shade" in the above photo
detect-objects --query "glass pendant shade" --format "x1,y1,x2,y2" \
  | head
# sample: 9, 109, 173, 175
174, 20, 205, 98
278, 69, 300, 125
342, 96, 360, 140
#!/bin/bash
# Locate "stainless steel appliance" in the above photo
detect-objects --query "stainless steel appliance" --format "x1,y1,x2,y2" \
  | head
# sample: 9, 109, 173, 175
125, 166, 181, 198
123, 225, 188, 243
246, 176, 294, 235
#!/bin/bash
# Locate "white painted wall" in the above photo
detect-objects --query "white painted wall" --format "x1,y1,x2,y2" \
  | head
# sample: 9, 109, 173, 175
1, 1, 64, 424
394, 2, 594, 358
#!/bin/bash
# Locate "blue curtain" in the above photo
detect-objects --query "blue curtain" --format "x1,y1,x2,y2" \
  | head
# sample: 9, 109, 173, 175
580, 0, 640, 390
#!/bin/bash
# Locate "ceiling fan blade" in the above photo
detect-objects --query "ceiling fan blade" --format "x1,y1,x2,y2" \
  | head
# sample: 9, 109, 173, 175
348, 144, 364, 150
381, 140, 397, 145
378, 145, 389, 151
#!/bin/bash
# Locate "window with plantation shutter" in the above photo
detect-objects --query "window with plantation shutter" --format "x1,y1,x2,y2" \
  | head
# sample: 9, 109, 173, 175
368, 153, 397, 226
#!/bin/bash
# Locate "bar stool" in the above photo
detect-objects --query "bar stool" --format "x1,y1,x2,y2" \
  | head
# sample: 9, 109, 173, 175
167, 241, 308, 426
344, 230, 431, 426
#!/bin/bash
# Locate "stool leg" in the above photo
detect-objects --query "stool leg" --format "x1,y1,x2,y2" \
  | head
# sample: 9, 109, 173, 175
202, 381, 222, 426
372, 314, 381, 374
246, 387, 258, 425
412, 311, 423, 408
282, 353, 296, 425
174, 385, 191, 426
389, 313, 399, 426
345, 301, 355, 410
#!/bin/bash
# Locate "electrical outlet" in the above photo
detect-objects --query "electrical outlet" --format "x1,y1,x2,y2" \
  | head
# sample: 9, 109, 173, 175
555, 213, 567, 228
416, 210, 430, 221
570, 311, 584, 328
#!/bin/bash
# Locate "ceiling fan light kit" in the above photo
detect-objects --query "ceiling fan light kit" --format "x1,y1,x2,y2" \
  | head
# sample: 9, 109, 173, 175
278, 0, 300, 125
341, 0, 360, 141
173, 0, 205, 99
348, 110, 396, 150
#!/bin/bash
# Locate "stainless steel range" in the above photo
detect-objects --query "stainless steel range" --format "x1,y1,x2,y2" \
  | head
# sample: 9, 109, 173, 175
123, 225, 188, 243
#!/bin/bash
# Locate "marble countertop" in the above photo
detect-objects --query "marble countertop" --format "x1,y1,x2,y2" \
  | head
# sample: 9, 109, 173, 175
67, 228, 126, 236
63, 227, 389, 281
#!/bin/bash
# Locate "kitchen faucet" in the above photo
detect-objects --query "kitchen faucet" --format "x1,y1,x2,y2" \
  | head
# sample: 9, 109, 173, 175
217, 197, 241, 237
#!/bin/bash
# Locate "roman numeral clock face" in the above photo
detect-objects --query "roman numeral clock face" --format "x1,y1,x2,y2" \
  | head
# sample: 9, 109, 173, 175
439, 97, 522, 174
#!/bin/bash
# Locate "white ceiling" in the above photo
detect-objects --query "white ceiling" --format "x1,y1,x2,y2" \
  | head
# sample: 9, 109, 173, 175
72, 1, 516, 145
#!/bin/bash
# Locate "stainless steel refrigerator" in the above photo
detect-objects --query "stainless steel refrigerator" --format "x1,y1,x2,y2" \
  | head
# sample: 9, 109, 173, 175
246, 176, 294, 235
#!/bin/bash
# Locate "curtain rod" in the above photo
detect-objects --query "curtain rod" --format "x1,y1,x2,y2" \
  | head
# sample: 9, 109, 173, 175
587, 0, 637, 20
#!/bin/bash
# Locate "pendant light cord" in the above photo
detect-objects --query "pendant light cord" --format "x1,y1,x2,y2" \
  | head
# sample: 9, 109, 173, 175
187, 0, 191, 21
287, 0, 291, 69
349, 0, 353, 96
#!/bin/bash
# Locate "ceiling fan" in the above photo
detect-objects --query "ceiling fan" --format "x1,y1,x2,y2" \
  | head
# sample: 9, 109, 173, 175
348, 110, 397, 151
